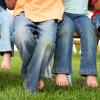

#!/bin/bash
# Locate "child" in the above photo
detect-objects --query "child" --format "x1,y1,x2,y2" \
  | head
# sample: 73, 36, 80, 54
92, 0, 100, 35
13, 0, 64, 93
53, 0, 98, 87
0, 0, 15, 70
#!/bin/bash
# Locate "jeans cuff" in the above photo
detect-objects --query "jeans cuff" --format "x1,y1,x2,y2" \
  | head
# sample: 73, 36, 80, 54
23, 80, 38, 94
80, 69, 97, 76
52, 68, 71, 75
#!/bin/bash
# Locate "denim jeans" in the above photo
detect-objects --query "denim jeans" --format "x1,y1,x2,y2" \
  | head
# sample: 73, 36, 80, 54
0, 6, 13, 55
92, 14, 100, 35
13, 13, 57, 93
53, 12, 97, 76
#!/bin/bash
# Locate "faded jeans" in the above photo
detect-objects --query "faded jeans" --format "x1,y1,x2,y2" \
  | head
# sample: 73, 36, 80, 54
13, 12, 57, 93
0, 6, 13, 55
53, 12, 97, 76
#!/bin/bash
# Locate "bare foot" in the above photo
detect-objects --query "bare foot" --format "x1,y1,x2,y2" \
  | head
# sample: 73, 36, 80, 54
56, 74, 70, 86
86, 75, 99, 88
38, 80, 44, 92
1, 52, 11, 70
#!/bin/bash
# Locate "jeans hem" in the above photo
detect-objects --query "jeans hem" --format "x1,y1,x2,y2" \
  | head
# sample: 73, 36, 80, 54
23, 80, 38, 94
52, 68, 71, 75
80, 70, 97, 76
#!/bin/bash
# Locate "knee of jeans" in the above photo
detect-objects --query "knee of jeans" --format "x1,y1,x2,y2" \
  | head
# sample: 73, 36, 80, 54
0, 17, 4, 26
14, 26, 35, 50
39, 37, 55, 49
6, 14, 13, 22
0, 18, 2, 24
14, 25, 28, 41
0, 19, 13, 33
1, 11, 13, 24
61, 24, 74, 36
0, 20, 2, 29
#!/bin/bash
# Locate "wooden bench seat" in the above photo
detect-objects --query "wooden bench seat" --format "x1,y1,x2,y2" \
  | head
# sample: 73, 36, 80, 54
73, 32, 100, 44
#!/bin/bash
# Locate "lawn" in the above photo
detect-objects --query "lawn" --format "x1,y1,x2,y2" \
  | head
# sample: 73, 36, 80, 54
0, 51, 100, 100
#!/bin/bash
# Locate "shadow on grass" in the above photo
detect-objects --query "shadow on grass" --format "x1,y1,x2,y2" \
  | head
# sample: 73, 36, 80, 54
0, 72, 99, 94
44, 77, 99, 94
0, 71, 24, 91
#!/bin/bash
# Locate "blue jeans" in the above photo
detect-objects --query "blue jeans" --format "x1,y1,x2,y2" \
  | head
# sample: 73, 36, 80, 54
92, 14, 100, 35
13, 13, 57, 93
53, 12, 97, 76
0, 6, 13, 55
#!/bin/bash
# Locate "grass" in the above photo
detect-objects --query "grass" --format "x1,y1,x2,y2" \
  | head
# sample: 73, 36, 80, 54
0, 51, 100, 100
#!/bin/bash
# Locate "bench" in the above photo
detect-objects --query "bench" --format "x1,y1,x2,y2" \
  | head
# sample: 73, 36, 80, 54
73, 30, 100, 45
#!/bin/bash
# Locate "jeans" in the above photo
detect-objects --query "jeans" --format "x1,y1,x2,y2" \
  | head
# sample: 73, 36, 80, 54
0, 6, 13, 55
53, 12, 97, 76
13, 13, 57, 93
92, 14, 100, 35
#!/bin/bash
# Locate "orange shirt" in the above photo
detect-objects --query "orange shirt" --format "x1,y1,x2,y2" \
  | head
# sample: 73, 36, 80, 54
14, 0, 64, 22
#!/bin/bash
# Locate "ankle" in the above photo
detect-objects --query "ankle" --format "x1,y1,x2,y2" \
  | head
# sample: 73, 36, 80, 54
3, 52, 11, 57
87, 75, 96, 78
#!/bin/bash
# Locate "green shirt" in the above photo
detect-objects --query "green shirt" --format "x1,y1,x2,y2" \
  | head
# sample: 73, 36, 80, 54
63, 0, 89, 15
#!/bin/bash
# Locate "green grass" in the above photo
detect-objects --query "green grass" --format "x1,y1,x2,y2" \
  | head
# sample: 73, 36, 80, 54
0, 52, 100, 100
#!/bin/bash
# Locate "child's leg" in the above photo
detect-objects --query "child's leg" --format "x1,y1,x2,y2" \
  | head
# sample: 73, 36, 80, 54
1, 52, 11, 70
38, 46, 55, 91
25, 20, 57, 92
13, 13, 36, 77
0, 8, 13, 70
53, 13, 75, 86
75, 15, 98, 88
37, 80, 44, 91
